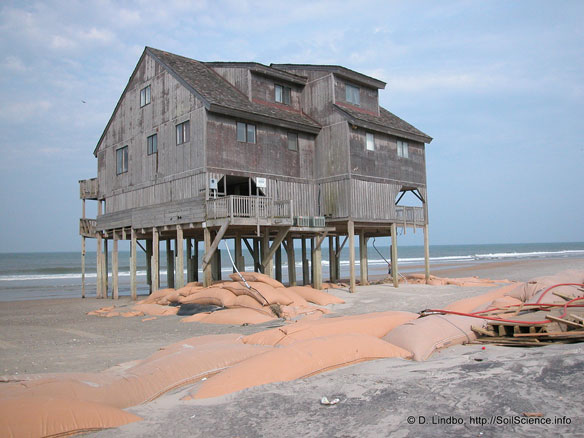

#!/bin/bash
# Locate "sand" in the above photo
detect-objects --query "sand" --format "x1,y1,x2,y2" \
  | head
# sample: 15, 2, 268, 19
1, 257, 583, 437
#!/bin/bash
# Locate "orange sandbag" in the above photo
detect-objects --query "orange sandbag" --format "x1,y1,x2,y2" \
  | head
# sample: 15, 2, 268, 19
177, 286, 204, 297
229, 271, 284, 288
278, 288, 309, 306
444, 283, 520, 313
138, 288, 175, 304
131, 303, 179, 316
243, 311, 419, 346
489, 296, 523, 309
286, 286, 345, 305
0, 397, 142, 437
220, 282, 268, 305
524, 270, 584, 305
233, 294, 265, 310
179, 287, 237, 307
383, 314, 485, 361
193, 308, 277, 325
244, 282, 293, 306
190, 334, 411, 399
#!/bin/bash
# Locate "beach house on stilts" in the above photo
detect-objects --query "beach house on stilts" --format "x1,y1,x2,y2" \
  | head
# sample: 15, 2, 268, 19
79, 47, 432, 299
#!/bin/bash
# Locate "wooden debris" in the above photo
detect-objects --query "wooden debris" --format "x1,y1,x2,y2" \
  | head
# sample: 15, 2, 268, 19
545, 315, 584, 329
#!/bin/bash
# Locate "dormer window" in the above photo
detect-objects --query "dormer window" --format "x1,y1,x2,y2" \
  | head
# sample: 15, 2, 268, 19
346, 84, 360, 105
140, 85, 151, 107
397, 140, 409, 158
275, 84, 291, 105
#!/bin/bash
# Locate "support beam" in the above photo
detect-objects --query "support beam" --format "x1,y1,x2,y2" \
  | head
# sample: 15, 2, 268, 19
286, 236, 296, 286
235, 234, 244, 272
261, 229, 272, 276
328, 236, 336, 282
146, 239, 152, 294
130, 228, 137, 300
424, 223, 430, 283
252, 238, 260, 272
176, 225, 184, 289
261, 227, 290, 269
166, 239, 174, 288
335, 235, 341, 282
186, 238, 192, 282
81, 237, 86, 299
310, 238, 314, 285
348, 220, 356, 293
152, 228, 159, 293
203, 227, 212, 287
312, 238, 322, 289
359, 230, 368, 286
103, 238, 109, 298
391, 223, 398, 288
301, 238, 309, 286
112, 232, 119, 299
212, 247, 221, 282
275, 244, 282, 283
96, 233, 102, 298
192, 239, 199, 282
201, 222, 229, 269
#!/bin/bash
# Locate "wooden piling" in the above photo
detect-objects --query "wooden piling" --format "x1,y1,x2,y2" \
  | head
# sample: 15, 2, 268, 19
166, 239, 174, 288
313, 239, 322, 290
186, 238, 192, 281
212, 248, 221, 281
130, 228, 137, 300
146, 239, 152, 294
176, 225, 184, 289
203, 227, 212, 287
335, 235, 341, 281
275, 244, 282, 283
235, 234, 244, 271
328, 236, 335, 282
424, 223, 430, 283
112, 231, 119, 299
81, 236, 86, 298
286, 236, 296, 286
348, 221, 355, 293
262, 228, 273, 277
193, 238, 198, 282
391, 223, 398, 288
301, 238, 309, 286
359, 230, 368, 286
103, 238, 109, 298
253, 238, 260, 272
96, 233, 102, 298
152, 227, 159, 293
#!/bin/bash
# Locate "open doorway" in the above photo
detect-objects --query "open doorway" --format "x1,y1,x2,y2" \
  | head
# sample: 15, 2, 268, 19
217, 175, 266, 197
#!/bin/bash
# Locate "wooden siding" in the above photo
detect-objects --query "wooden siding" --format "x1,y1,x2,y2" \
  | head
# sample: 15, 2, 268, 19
315, 122, 350, 179
209, 66, 251, 99
249, 72, 302, 111
350, 178, 401, 220
334, 77, 379, 115
349, 128, 426, 186
264, 179, 317, 217
319, 179, 350, 218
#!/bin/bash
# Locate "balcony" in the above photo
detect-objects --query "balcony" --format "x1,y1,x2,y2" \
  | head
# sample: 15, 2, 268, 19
79, 218, 96, 237
206, 196, 293, 222
395, 206, 425, 226
79, 178, 98, 200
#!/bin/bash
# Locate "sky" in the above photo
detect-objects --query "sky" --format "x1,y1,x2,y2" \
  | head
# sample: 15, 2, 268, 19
0, 0, 582, 252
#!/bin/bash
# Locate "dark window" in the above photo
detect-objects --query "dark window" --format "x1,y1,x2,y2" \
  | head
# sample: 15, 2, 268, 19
237, 122, 256, 143
176, 121, 190, 145
275, 84, 291, 105
116, 146, 128, 175
147, 134, 157, 155
346, 83, 360, 105
140, 85, 151, 107
287, 132, 298, 151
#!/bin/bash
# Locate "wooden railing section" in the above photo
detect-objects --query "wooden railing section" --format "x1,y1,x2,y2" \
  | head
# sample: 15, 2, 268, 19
395, 206, 425, 226
206, 196, 293, 221
79, 178, 98, 200
79, 218, 97, 237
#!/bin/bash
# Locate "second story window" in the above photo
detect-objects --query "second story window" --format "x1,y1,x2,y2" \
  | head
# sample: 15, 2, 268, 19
176, 121, 190, 145
275, 84, 291, 105
147, 134, 157, 155
366, 133, 375, 151
140, 85, 151, 107
346, 83, 360, 105
237, 122, 256, 143
397, 140, 409, 158
116, 146, 128, 175
287, 132, 298, 151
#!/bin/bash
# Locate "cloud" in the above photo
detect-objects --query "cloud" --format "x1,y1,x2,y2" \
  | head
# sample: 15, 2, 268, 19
0, 100, 52, 122
2, 56, 27, 72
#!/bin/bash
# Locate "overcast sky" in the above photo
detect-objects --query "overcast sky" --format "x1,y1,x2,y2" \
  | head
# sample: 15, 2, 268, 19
0, 0, 582, 252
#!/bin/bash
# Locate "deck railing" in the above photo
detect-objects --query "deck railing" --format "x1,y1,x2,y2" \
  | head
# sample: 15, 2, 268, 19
206, 196, 293, 221
79, 218, 97, 237
79, 178, 98, 200
395, 206, 425, 226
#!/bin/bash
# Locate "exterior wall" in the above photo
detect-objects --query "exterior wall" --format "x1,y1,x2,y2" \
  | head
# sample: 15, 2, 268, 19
334, 76, 379, 115
314, 122, 350, 180
209, 66, 251, 99
206, 113, 315, 180
249, 72, 302, 111
98, 53, 206, 214
349, 128, 426, 187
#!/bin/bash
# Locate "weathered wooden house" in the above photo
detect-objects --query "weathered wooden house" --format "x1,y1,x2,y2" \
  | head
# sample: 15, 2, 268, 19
79, 47, 432, 299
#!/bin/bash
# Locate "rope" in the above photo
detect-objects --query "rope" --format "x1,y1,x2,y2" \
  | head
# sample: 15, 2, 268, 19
222, 240, 269, 305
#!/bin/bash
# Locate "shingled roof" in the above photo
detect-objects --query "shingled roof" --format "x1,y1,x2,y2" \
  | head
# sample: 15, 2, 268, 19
334, 104, 432, 144
146, 48, 320, 133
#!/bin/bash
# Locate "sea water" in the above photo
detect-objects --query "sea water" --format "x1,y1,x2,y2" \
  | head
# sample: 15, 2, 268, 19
1, 242, 583, 301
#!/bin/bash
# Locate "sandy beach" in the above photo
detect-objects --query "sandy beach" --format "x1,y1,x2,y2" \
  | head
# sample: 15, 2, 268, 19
1, 257, 583, 437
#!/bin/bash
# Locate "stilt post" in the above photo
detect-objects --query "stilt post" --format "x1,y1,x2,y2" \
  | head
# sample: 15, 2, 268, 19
424, 224, 430, 283
203, 227, 212, 287
391, 223, 398, 288
176, 225, 184, 289
130, 228, 137, 300
301, 238, 309, 285
152, 228, 159, 293
359, 230, 368, 285
286, 236, 296, 286
348, 220, 356, 293
112, 231, 119, 299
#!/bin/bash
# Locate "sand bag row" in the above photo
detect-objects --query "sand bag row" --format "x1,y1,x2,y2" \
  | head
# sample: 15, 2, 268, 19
188, 334, 412, 399
444, 283, 522, 313
0, 396, 142, 438
243, 311, 418, 346
383, 314, 486, 361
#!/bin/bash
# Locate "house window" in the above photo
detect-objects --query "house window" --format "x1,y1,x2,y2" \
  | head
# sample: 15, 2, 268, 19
176, 121, 190, 145
397, 140, 409, 158
237, 122, 256, 143
140, 85, 151, 107
275, 84, 291, 105
116, 146, 128, 175
366, 133, 375, 151
147, 134, 157, 155
287, 132, 298, 151
346, 84, 360, 105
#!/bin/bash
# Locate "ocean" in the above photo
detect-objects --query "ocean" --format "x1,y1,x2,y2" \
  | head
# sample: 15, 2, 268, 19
1, 242, 583, 301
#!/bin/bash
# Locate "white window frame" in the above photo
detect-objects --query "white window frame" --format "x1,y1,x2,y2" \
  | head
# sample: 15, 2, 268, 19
346, 83, 360, 105
140, 85, 151, 107
176, 121, 190, 145
287, 132, 298, 151
116, 146, 128, 175
397, 140, 409, 158
275, 84, 291, 105
237, 122, 256, 143
366, 133, 375, 151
